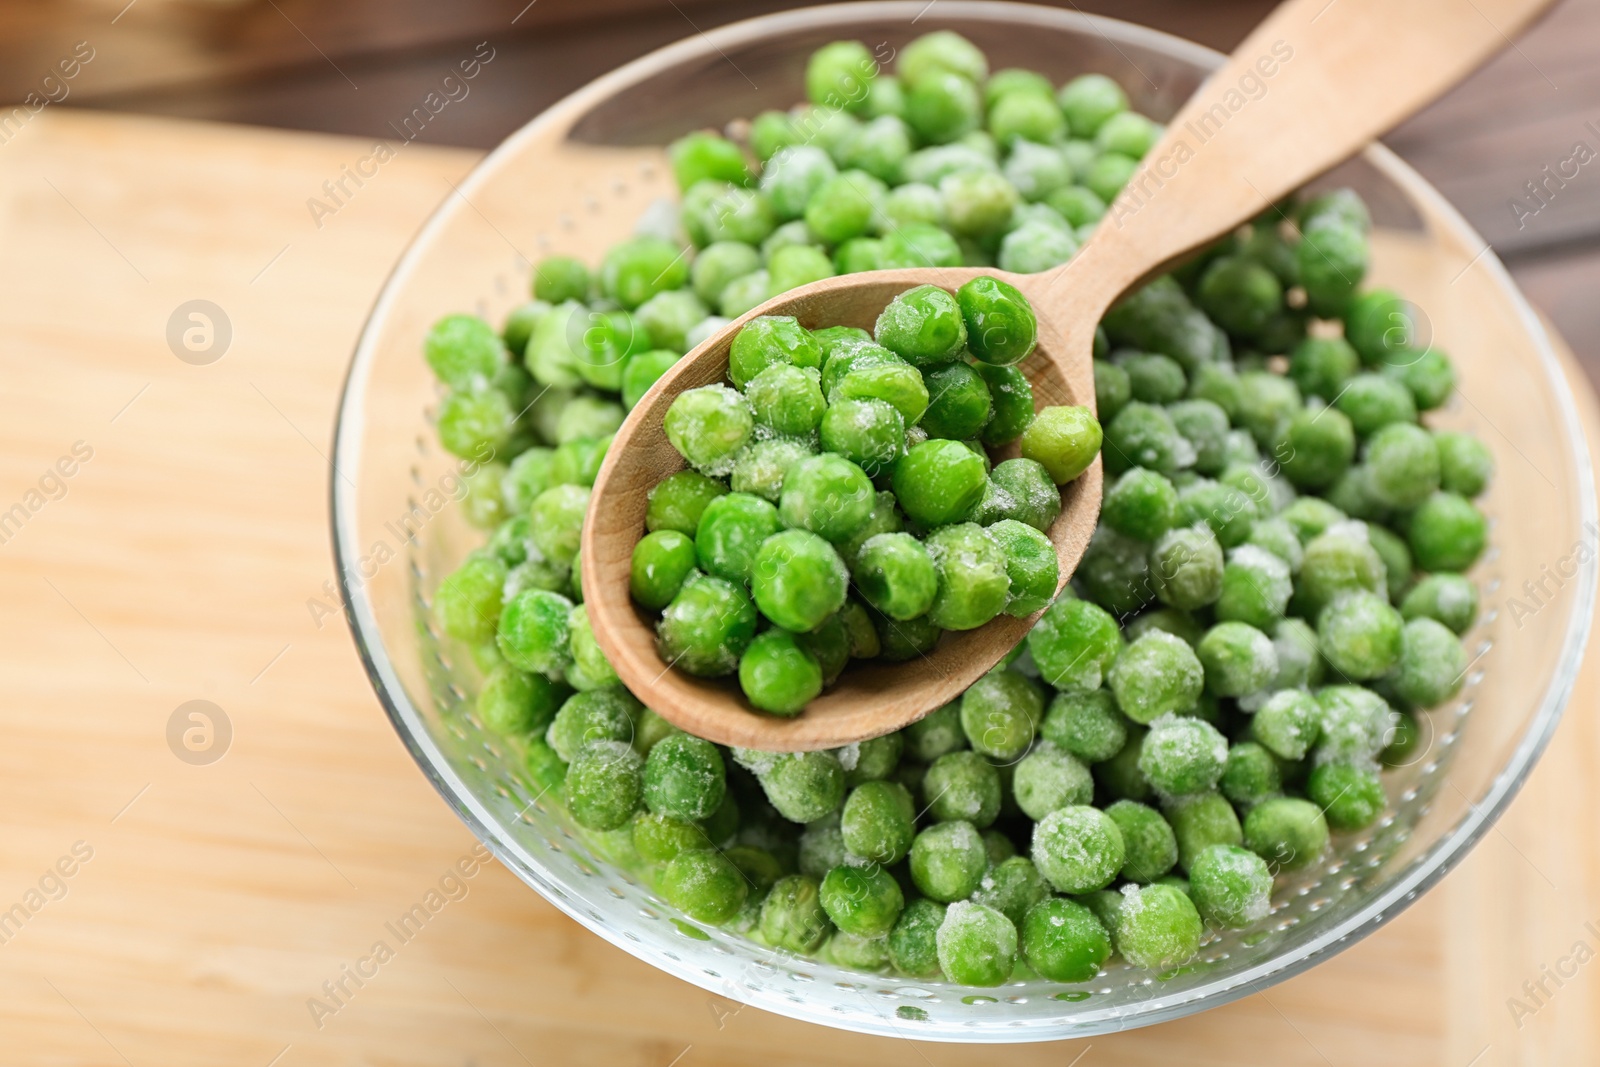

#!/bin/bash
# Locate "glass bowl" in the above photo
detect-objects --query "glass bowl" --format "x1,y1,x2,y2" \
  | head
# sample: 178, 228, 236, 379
331, 1, 1596, 1041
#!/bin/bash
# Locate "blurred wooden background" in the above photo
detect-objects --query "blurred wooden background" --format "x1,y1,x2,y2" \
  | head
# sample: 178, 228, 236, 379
2, 0, 1595, 373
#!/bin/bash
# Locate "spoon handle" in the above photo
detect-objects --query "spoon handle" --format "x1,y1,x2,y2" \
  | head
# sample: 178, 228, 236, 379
1053, 0, 1556, 310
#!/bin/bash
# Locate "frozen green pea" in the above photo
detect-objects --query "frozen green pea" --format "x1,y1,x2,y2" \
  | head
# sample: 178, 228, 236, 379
936, 901, 1017, 986
656, 574, 757, 677
906, 70, 983, 144
1164, 791, 1243, 872
1300, 188, 1371, 232
437, 387, 514, 459
1274, 406, 1356, 491
694, 621, 792, 714
887, 898, 946, 977
799, 613, 850, 686
532, 256, 590, 305
566, 740, 643, 831
1124, 606, 1205, 647
1434, 430, 1492, 497
1167, 398, 1230, 476
730, 438, 816, 503
855, 532, 937, 621
1105, 799, 1178, 883
1108, 630, 1204, 724
1318, 591, 1402, 680
426, 313, 505, 389
1215, 544, 1293, 631
1251, 689, 1321, 761
665, 385, 753, 473
1001, 139, 1071, 200
1288, 336, 1361, 402
804, 170, 887, 244
694, 492, 779, 584
1175, 478, 1257, 549
1197, 621, 1277, 697
1392, 617, 1468, 708
840, 781, 916, 865
669, 130, 751, 190
1045, 184, 1108, 228
972, 856, 1050, 930
546, 688, 639, 762
1295, 522, 1387, 618
1103, 469, 1179, 542
641, 733, 725, 821
1021, 405, 1102, 484
1366, 523, 1412, 602
528, 483, 589, 566
1094, 361, 1132, 424
599, 236, 689, 311
1149, 523, 1224, 611
925, 522, 1012, 630
631, 811, 709, 865
1057, 73, 1127, 137
976, 364, 1036, 447
1030, 598, 1120, 687
874, 284, 968, 367
435, 552, 508, 644
646, 470, 727, 536
1218, 741, 1280, 809
892, 439, 989, 525
1021, 897, 1111, 983
1119, 353, 1187, 405
1189, 843, 1273, 928
817, 399, 902, 478
998, 220, 1077, 273
744, 363, 826, 436
981, 829, 1018, 867
1308, 762, 1386, 831
990, 89, 1065, 145
981, 457, 1060, 530
1336, 373, 1417, 436
762, 144, 839, 223
844, 733, 902, 789
1344, 288, 1416, 366
1113, 882, 1202, 972
986, 518, 1060, 616
911, 820, 989, 902
620, 350, 681, 410
1408, 491, 1487, 572
834, 237, 885, 273
566, 604, 618, 690
1031, 805, 1125, 894
921, 363, 994, 440
880, 221, 964, 268
959, 669, 1043, 760
1243, 796, 1329, 872
778, 453, 875, 544
661, 846, 748, 924
1365, 422, 1440, 509
1384, 346, 1456, 410
1297, 220, 1368, 316
682, 181, 775, 247
878, 181, 947, 231
497, 587, 574, 676
838, 490, 904, 570
1041, 688, 1127, 763
760, 751, 847, 823
820, 863, 904, 938
692, 241, 761, 306
1077, 526, 1156, 616
1314, 685, 1395, 765
1400, 572, 1478, 634
1012, 742, 1093, 821
903, 702, 966, 763
750, 529, 848, 632
831, 353, 930, 425
875, 610, 942, 661
1104, 401, 1192, 477
1382, 709, 1424, 767
806, 40, 878, 112
761, 874, 832, 953
635, 289, 707, 353
923, 749, 1002, 827
729, 315, 822, 389
827, 930, 891, 970
477, 663, 565, 736
768, 243, 835, 294
1197, 256, 1283, 339
939, 169, 1019, 237
548, 435, 609, 488
1138, 714, 1229, 798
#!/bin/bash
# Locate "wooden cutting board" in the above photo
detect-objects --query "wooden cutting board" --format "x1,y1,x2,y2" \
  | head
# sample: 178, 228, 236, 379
0, 109, 1596, 1066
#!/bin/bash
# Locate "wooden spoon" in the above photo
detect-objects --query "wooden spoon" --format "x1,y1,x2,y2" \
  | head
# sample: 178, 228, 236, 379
582, 0, 1553, 751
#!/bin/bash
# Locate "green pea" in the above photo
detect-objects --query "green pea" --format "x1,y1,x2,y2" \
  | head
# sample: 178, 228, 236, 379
920, 363, 994, 439
880, 221, 965, 268
1138, 714, 1228, 798
1242, 796, 1329, 872
1105, 799, 1179, 883
664, 385, 753, 472
1408, 491, 1487, 572
1031, 805, 1125, 894
728, 315, 822, 389
778, 454, 875, 543
532, 256, 590, 305
1434, 430, 1493, 497
1400, 572, 1478, 634
750, 529, 849, 632
906, 70, 983, 144
1197, 620, 1278, 697
477, 663, 565, 737
892, 438, 988, 526
874, 284, 968, 367
642, 733, 726, 821
1344, 288, 1417, 366
661, 847, 749, 924
819, 398, 905, 476
425, 313, 505, 389
910, 820, 988, 902
1308, 762, 1387, 831
761, 750, 847, 823
738, 630, 824, 716
840, 781, 916, 864
1297, 220, 1368, 316
669, 130, 751, 190
1020, 405, 1102, 484
434, 552, 508, 645
656, 574, 757, 677
926, 523, 1012, 631
1109, 630, 1204, 724
805, 170, 887, 244
565, 740, 643, 831
940, 169, 1019, 237
645, 470, 726, 536
1020, 897, 1111, 983
1189, 843, 1273, 928
761, 874, 831, 952
1164, 791, 1243, 872
888, 898, 947, 977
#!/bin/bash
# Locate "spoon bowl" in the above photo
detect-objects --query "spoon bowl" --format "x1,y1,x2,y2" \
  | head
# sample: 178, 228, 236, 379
583, 265, 1101, 750
582, 0, 1558, 750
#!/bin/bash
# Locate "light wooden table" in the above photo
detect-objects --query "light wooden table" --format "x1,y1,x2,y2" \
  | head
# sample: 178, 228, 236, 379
0, 110, 1596, 1066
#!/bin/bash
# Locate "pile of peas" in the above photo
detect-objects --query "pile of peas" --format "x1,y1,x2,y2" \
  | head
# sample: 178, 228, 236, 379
635, 281, 1100, 715
423, 30, 1493, 988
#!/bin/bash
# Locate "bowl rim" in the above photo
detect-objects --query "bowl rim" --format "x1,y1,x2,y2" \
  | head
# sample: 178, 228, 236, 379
330, 0, 1598, 1040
